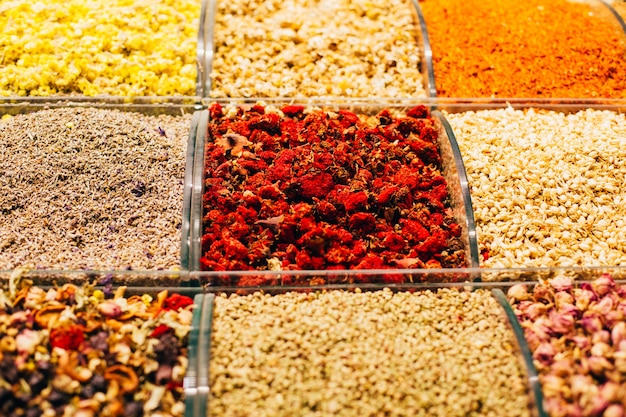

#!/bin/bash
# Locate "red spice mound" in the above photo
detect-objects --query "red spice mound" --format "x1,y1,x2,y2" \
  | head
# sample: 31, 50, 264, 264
201, 103, 467, 284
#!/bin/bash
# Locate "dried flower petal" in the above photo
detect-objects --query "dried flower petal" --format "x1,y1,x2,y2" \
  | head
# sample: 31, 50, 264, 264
50, 325, 84, 351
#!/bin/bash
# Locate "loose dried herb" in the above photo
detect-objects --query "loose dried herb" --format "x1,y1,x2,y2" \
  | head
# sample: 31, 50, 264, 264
0, 108, 191, 270
202, 103, 466, 285
0, 273, 194, 417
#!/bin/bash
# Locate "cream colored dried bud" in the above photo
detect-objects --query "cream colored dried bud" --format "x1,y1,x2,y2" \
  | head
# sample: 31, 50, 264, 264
508, 284, 530, 302
590, 342, 612, 358
587, 356, 613, 376
604, 404, 626, 417
98, 301, 123, 318
16, 329, 41, 355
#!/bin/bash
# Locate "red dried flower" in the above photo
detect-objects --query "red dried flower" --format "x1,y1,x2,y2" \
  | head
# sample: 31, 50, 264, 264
202, 104, 467, 281
50, 325, 85, 350
162, 294, 194, 311
150, 324, 173, 338
299, 172, 335, 200
281, 105, 305, 118
407, 105, 430, 119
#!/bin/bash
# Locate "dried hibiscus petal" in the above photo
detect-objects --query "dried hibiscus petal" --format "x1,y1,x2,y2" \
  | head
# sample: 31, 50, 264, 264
202, 104, 467, 283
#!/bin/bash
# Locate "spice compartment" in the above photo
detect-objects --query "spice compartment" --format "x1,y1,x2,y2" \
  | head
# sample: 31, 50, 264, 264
0, 100, 201, 272
0, 269, 201, 417
499, 272, 626, 417
0, 0, 210, 99
194, 283, 545, 417
435, 99, 626, 273
204, 0, 435, 98
191, 99, 478, 286
419, 0, 626, 98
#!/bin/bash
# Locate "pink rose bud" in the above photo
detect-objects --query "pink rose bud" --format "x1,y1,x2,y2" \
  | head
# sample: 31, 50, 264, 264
571, 374, 595, 398
581, 312, 604, 334
551, 276, 573, 292
508, 284, 530, 302
559, 302, 580, 317
614, 352, 626, 373
587, 356, 612, 376
548, 310, 576, 334
604, 404, 625, 417
575, 288, 597, 311
590, 342, 612, 358
563, 404, 584, 417
612, 322, 626, 346
524, 329, 543, 351
526, 302, 549, 321
530, 317, 553, 341
540, 374, 566, 397
544, 398, 568, 417
592, 330, 611, 345
585, 395, 609, 417
516, 300, 534, 316
590, 295, 618, 316
533, 342, 557, 365
554, 291, 574, 309
551, 359, 574, 377
533, 284, 554, 303
599, 382, 621, 403
605, 310, 625, 329
569, 335, 590, 350
592, 274, 615, 297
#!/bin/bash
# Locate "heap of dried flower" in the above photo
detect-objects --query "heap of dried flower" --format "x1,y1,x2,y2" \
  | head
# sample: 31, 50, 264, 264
508, 274, 626, 417
202, 103, 466, 284
0, 273, 194, 417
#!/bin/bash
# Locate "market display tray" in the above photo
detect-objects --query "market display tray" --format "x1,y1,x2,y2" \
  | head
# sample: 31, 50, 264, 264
189, 99, 480, 286
0, 0, 210, 99
0, 100, 203, 272
203, 0, 435, 98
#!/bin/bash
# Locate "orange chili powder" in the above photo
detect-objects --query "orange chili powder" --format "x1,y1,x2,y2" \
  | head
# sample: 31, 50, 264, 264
613, 2, 626, 22
419, 0, 626, 98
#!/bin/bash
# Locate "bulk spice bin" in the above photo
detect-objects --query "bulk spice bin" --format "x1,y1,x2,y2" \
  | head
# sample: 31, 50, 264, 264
189, 99, 480, 286
181, 275, 546, 417
433, 99, 626, 276
0, 268, 203, 417
418, 0, 626, 99
0, 100, 203, 272
0, 0, 211, 98
204, 0, 436, 98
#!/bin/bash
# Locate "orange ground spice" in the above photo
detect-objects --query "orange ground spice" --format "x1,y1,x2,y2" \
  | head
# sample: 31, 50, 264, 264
419, 0, 626, 98
613, 2, 626, 22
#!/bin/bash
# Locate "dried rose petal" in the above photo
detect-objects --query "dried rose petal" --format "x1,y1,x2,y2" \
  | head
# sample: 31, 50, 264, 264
50, 325, 85, 351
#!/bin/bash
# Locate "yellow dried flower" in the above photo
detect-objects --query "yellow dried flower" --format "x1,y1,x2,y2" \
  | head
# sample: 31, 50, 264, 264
0, 0, 200, 97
